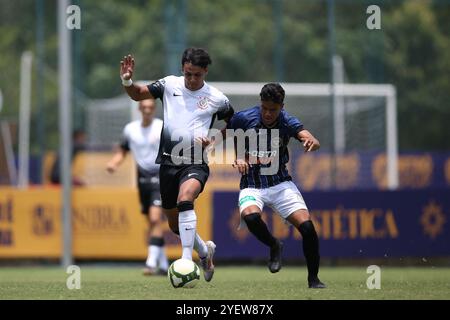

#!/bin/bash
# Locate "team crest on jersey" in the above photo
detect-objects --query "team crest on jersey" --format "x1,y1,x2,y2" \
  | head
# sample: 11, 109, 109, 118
197, 97, 209, 110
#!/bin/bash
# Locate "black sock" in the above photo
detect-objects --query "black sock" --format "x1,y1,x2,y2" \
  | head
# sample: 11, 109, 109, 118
243, 213, 277, 248
149, 237, 165, 247
298, 220, 320, 281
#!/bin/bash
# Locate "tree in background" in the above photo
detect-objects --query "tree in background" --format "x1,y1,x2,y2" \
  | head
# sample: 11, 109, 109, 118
0, 0, 449, 152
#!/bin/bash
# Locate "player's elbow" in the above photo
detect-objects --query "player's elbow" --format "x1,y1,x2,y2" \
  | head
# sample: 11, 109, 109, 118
127, 91, 141, 101
223, 107, 235, 123
125, 86, 147, 101
124, 89, 140, 101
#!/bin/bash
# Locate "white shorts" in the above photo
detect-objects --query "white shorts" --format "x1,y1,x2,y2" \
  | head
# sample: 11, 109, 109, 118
238, 181, 308, 228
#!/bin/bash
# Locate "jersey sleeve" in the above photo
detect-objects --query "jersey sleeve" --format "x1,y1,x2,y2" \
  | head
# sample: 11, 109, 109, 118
147, 77, 167, 100
216, 97, 234, 122
120, 127, 130, 151
226, 111, 245, 130
285, 113, 304, 138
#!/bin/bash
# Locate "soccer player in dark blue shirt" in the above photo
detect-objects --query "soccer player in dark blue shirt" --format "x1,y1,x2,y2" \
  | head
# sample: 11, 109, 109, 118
227, 83, 326, 288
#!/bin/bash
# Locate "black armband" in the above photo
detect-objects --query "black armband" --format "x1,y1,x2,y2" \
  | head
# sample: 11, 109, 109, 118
218, 105, 235, 122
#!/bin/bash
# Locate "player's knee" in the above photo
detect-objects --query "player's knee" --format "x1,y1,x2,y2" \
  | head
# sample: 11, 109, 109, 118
149, 211, 162, 225
149, 216, 160, 226
243, 212, 263, 225
177, 193, 196, 203
177, 184, 201, 202
177, 201, 194, 212
297, 220, 318, 237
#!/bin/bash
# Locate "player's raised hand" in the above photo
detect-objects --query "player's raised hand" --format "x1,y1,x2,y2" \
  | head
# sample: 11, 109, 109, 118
120, 54, 135, 80
233, 159, 249, 175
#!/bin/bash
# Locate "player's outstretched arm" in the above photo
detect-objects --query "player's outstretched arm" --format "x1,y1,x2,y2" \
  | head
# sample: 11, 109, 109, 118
106, 148, 127, 173
297, 129, 320, 152
120, 54, 154, 101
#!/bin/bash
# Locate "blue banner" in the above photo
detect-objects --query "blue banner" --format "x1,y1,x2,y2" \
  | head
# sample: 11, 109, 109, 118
212, 189, 450, 258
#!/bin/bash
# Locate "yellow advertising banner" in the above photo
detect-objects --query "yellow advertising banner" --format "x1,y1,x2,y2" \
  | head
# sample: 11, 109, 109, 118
0, 187, 212, 260
0, 187, 61, 257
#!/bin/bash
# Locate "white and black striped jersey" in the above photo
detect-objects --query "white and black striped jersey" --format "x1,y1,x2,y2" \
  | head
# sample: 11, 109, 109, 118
120, 118, 163, 174
148, 76, 233, 165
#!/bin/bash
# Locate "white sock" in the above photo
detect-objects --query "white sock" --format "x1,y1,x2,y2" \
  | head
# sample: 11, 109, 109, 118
178, 209, 197, 260
158, 247, 169, 271
146, 245, 160, 268
194, 233, 208, 259
172, 232, 207, 259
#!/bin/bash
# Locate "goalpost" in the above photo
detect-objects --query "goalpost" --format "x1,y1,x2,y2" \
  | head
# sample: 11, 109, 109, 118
210, 82, 398, 190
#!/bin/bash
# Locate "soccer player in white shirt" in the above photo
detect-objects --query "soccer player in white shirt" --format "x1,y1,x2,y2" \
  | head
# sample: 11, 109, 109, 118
106, 99, 169, 276
119, 48, 234, 282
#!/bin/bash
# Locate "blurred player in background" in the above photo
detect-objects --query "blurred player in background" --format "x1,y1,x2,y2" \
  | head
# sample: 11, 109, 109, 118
106, 99, 169, 275
227, 83, 326, 288
119, 48, 234, 282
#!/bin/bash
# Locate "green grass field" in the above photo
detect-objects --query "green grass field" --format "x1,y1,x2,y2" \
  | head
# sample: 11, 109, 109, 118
0, 265, 449, 300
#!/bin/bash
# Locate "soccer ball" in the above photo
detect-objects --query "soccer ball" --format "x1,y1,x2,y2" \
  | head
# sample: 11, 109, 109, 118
168, 258, 201, 288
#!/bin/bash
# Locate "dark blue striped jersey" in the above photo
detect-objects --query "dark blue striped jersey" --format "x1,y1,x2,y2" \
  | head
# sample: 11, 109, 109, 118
227, 106, 304, 189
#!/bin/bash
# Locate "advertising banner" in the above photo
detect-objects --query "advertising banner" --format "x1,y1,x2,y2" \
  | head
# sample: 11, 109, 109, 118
0, 188, 212, 259
212, 189, 449, 258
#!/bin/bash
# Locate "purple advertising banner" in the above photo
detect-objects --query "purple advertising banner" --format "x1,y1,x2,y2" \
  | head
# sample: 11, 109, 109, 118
212, 189, 449, 259
289, 151, 450, 191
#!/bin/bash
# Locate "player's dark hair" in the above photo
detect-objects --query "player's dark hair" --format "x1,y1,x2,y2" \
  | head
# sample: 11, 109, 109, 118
260, 83, 285, 104
181, 47, 212, 69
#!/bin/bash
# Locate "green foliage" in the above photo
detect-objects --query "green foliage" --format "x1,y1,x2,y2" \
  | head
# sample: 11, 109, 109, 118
383, 1, 450, 150
0, 0, 449, 151
188, 0, 275, 81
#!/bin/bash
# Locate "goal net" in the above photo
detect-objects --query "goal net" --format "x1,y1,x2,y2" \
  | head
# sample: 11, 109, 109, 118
81, 95, 141, 187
